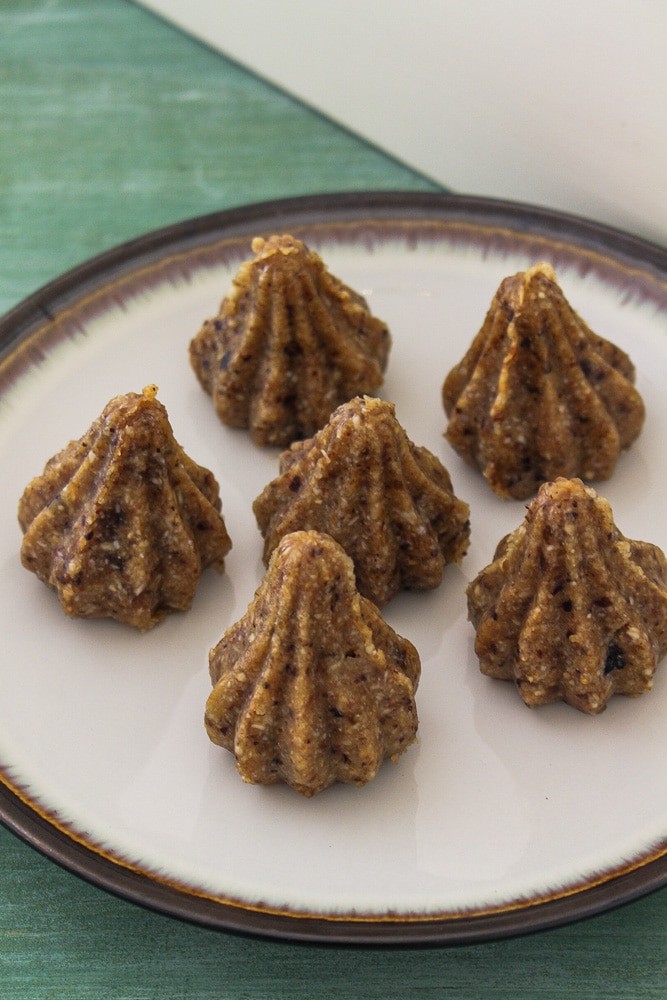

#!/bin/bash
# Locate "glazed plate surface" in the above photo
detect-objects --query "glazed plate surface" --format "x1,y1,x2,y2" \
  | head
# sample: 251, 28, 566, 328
0, 193, 665, 944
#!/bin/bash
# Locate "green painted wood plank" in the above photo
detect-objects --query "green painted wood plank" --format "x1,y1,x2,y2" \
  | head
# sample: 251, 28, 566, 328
1, 825, 665, 1000
0, 0, 437, 315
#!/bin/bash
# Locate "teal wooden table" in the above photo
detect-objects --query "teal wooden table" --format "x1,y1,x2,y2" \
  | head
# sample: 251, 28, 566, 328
1, 2, 665, 996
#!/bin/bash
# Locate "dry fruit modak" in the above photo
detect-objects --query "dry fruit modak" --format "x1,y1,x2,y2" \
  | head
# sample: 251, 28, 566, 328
442, 262, 645, 499
205, 530, 420, 796
253, 395, 470, 607
189, 234, 391, 447
467, 478, 667, 714
18, 386, 232, 630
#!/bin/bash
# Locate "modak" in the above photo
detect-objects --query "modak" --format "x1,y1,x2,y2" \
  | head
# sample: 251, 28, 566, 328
190, 234, 391, 447
253, 395, 470, 606
442, 263, 645, 499
205, 531, 420, 796
467, 478, 667, 713
18, 386, 232, 629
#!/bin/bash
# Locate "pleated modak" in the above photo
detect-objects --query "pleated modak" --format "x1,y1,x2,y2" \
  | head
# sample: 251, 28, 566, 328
467, 478, 667, 714
189, 234, 391, 447
205, 531, 420, 796
253, 395, 470, 606
18, 386, 232, 630
443, 263, 645, 499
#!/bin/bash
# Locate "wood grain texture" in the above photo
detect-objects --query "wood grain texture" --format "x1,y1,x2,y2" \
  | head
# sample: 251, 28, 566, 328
1, 822, 666, 999
0, 2, 665, 997
0, 0, 437, 315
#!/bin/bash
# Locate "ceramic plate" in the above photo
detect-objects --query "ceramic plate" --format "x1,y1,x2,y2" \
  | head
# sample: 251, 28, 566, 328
0, 193, 665, 945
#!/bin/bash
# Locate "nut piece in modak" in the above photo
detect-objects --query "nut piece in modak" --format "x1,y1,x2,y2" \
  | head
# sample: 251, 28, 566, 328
189, 234, 391, 447
205, 530, 420, 796
18, 386, 232, 630
442, 263, 645, 499
253, 395, 470, 607
467, 478, 667, 714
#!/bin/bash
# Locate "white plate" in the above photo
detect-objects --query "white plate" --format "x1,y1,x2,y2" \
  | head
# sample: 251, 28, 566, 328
0, 193, 665, 944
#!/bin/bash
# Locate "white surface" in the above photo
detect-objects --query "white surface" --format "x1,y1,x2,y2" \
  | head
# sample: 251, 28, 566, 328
1, 221, 665, 918
140, 0, 667, 247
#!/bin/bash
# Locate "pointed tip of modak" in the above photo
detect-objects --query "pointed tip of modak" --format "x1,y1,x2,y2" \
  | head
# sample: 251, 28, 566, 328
271, 529, 355, 580
325, 393, 394, 431
99, 385, 167, 426
531, 475, 599, 507
526, 477, 614, 531
512, 261, 557, 306
524, 260, 557, 283
516, 260, 559, 295
250, 233, 311, 261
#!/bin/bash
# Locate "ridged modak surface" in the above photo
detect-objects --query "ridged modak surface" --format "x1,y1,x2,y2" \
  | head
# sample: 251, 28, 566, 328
18, 386, 232, 630
253, 395, 470, 606
205, 531, 420, 796
467, 478, 667, 714
189, 234, 391, 447
442, 263, 645, 499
